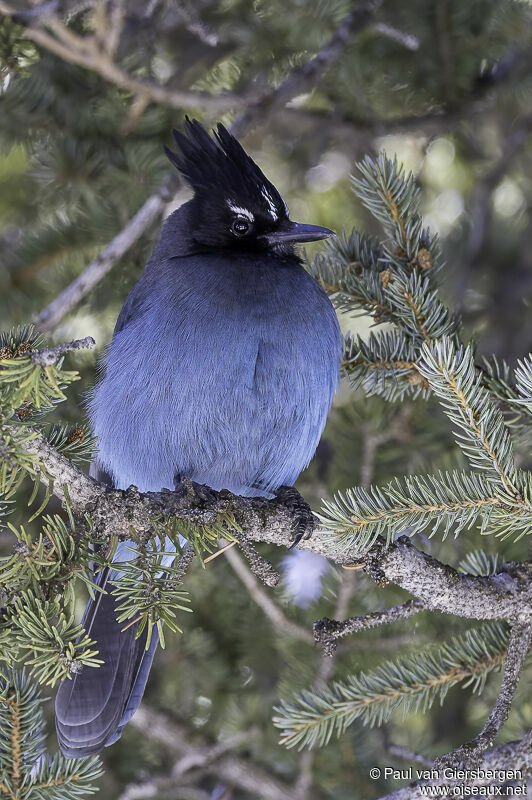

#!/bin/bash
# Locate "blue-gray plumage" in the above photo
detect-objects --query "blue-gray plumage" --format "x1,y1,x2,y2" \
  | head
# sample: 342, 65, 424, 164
55, 119, 342, 757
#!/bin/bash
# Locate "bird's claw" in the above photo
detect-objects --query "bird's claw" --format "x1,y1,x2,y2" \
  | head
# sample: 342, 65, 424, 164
273, 485, 315, 547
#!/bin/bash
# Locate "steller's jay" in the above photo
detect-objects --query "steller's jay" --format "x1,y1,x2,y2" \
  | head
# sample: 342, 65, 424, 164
55, 119, 342, 756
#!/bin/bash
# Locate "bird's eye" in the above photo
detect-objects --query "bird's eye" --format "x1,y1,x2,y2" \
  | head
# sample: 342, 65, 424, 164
231, 217, 251, 236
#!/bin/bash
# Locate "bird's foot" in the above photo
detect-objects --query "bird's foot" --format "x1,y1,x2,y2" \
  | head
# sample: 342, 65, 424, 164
273, 485, 316, 547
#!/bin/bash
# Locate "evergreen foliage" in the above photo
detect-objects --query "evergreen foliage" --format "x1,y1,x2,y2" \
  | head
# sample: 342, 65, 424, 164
276, 150, 532, 757
110, 536, 192, 649
311, 153, 532, 558
0, 669, 102, 798
273, 622, 509, 749
1, 0, 532, 796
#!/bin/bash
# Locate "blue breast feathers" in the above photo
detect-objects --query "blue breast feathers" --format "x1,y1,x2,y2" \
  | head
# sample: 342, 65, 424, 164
88, 251, 342, 497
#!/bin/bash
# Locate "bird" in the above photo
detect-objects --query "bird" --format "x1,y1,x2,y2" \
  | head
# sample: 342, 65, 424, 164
55, 118, 343, 757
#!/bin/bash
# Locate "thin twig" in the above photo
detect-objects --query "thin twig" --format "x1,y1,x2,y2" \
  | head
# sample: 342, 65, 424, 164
467, 114, 532, 264
295, 420, 391, 796
294, 557, 356, 798
0, 1, 241, 112
285, 48, 532, 140
203, 540, 236, 563
30, 336, 95, 366
231, 0, 381, 138
232, 534, 280, 587
171, 728, 260, 778
224, 546, 312, 644
373, 23, 419, 51
128, 706, 296, 800
387, 744, 434, 769
458, 111, 532, 311
35, 191, 172, 333
313, 598, 424, 648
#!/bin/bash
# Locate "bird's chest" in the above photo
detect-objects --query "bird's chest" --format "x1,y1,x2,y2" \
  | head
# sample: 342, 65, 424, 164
91, 257, 340, 492
157, 261, 321, 397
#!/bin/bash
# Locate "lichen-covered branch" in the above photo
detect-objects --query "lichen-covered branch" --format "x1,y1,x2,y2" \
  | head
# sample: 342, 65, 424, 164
361, 536, 532, 624
23, 436, 532, 628
313, 598, 425, 650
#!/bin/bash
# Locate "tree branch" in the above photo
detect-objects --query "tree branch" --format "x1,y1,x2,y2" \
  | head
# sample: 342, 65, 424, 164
466, 113, 532, 267
386, 744, 434, 769
35, 190, 172, 333
360, 536, 532, 624
230, 0, 381, 137
436, 622, 532, 770
22, 436, 532, 624
231, 534, 281, 588
30, 336, 95, 366
284, 48, 532, 140
127, 706, 297, 800
313, 598, 425, 649
0, 1, 242, 112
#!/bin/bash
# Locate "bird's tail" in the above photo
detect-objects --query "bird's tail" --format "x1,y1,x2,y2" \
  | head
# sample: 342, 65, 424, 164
55, 539, 174, 757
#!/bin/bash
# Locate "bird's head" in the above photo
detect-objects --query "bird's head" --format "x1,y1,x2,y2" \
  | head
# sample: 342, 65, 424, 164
165, 118, 334, 252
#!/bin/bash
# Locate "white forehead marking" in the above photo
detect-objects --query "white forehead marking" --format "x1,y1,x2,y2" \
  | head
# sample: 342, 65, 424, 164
226, 201, 254, 221
261, 187, 279, 220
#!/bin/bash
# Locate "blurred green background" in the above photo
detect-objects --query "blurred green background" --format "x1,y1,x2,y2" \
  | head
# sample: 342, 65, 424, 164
1, 1, 532, 798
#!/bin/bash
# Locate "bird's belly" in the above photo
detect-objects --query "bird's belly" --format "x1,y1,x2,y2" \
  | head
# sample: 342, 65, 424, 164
89, 262, 340, 496
91, 332, 336, 497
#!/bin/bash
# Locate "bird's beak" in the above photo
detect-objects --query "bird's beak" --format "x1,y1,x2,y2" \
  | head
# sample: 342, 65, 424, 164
259, 220, 335, 245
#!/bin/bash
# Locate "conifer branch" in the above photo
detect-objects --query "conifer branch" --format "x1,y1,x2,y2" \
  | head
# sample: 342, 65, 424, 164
13, 436, 532, 623
0, 670, 102, 799
513, 355, 532, 412
273, 623, 509, 750
343, 330, 428, 401
318, 469, 528, 554
417, 339, 519, 494
313, 599, 425, 650
436, 622, 532, 770
0, 1, 243, 112
9, 590, 102, 687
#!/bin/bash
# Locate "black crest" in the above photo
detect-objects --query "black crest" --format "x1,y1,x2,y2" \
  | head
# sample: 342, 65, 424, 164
165, 118, 287, 221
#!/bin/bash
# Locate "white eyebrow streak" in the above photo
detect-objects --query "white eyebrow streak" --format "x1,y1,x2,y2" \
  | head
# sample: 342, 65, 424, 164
226, 201, 254, 221
261, 187, 279, 220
